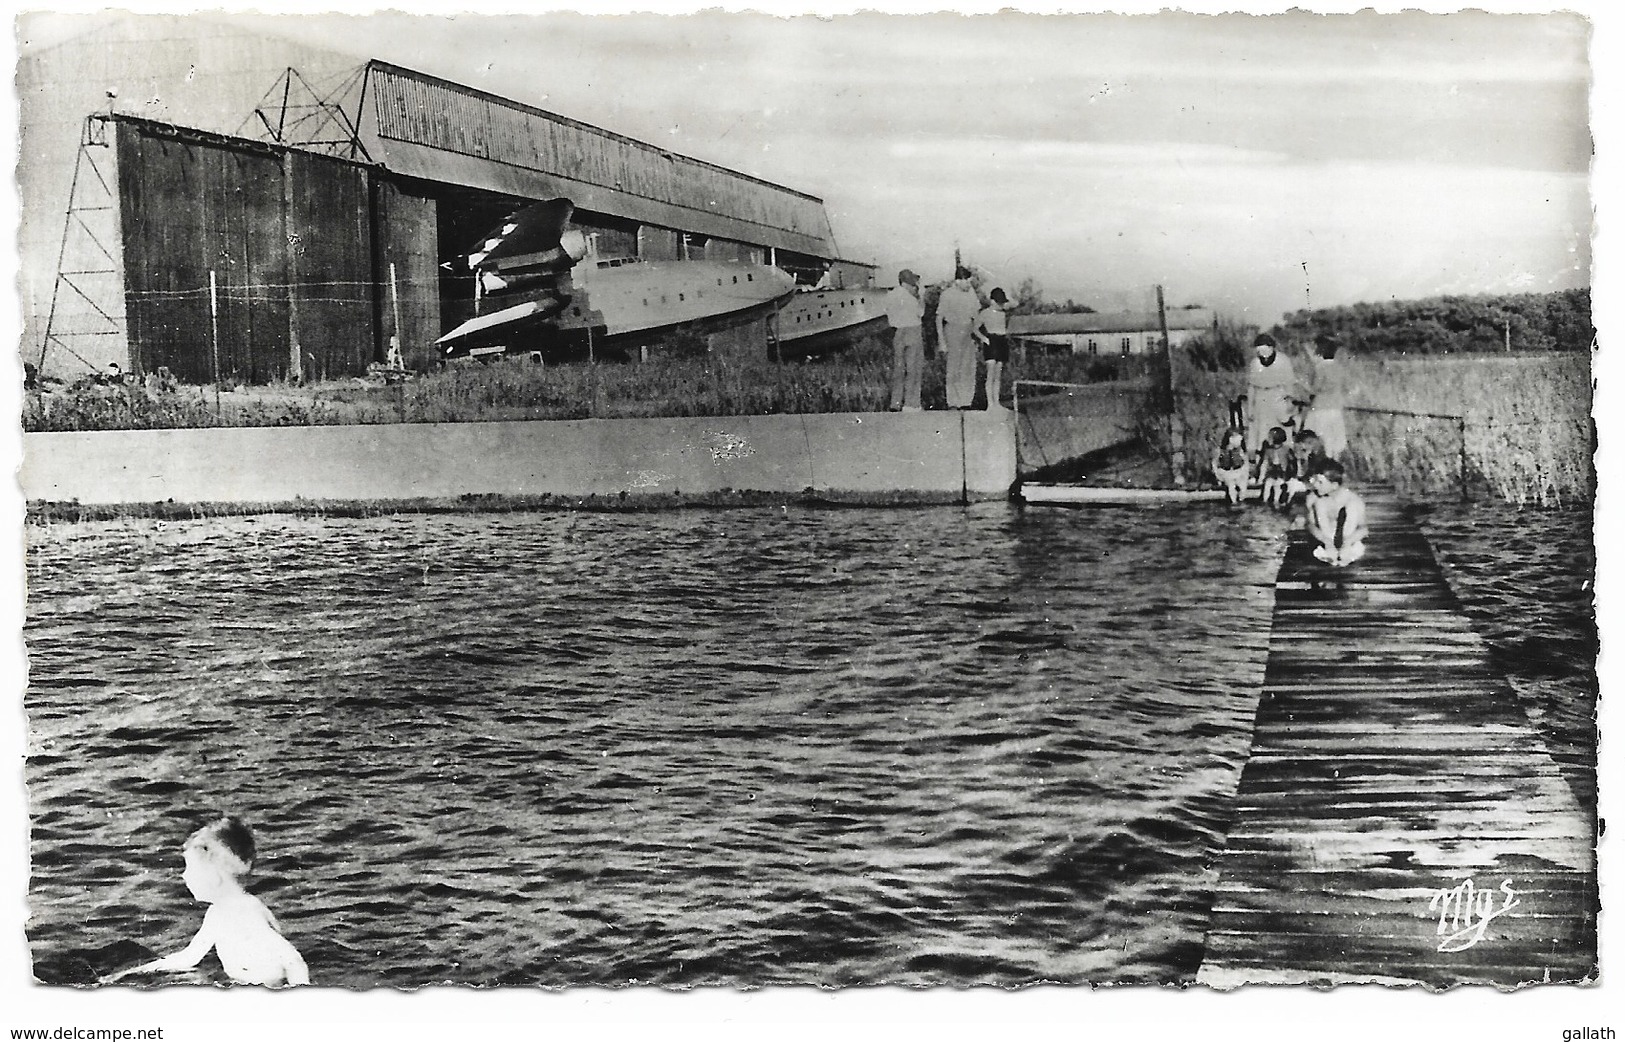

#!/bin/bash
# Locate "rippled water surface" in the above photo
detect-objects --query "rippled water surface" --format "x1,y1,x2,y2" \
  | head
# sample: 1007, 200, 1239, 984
1414, 501, 1597, 811
29, 504, 1289, 987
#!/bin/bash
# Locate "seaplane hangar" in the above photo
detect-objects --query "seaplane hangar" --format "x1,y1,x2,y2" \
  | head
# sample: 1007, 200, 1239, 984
19, 16, 872, 383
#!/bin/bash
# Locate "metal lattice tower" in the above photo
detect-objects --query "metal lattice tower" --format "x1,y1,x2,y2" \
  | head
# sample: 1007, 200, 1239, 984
39, 115, 125, 377
237, 64, 372, 161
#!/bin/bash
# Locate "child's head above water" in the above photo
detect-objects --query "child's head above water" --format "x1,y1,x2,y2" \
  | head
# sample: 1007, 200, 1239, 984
181, 816, 256, 900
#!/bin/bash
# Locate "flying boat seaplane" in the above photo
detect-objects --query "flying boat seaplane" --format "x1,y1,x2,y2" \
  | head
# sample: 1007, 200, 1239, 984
772, 271, 891, 359
436, 199, 797, 362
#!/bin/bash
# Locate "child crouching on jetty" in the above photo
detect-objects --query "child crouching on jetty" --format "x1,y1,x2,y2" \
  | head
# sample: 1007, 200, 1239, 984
1211, 426, 1250, 505
105, 816, 309, 986
1260, 426, 1293, 508
1305, 459, 1368, 567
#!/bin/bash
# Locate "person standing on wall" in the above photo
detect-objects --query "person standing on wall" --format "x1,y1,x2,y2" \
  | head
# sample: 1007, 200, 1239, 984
1302, 333, 1350, 459
973, 287, 1012, 412
936, 266, 982, 409
886, 268, 926, 412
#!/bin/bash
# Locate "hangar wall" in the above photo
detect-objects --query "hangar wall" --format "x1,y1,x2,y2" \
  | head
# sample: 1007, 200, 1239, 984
17, 14, 359, 374
115, 119, 439, 383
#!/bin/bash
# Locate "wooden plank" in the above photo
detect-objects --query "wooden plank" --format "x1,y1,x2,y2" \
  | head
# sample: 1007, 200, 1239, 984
1211, 868, 1596, 894
1198, 492, 1595, 988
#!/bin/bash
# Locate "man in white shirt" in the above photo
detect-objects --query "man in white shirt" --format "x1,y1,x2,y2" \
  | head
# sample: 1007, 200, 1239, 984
885, 269, 925, 411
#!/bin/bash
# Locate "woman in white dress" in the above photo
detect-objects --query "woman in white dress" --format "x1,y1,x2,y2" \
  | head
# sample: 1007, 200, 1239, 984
1302, 334, 1350, 459
1244, 334, 1303, 458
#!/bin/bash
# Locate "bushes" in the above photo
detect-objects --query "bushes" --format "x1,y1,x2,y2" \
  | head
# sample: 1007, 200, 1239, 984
1274, 288, 1592, 355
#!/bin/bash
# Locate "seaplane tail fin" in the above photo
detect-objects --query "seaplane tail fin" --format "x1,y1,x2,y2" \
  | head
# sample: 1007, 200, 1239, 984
465, 198, 576, 268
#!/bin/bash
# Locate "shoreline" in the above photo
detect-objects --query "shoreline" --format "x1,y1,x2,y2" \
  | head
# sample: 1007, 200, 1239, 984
24, 486, 985, 524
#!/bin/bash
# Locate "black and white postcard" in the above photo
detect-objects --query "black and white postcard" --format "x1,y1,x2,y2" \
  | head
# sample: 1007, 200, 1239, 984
7, 2, 1616, 1040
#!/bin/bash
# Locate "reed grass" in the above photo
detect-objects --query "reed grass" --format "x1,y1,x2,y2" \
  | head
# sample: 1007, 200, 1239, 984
1163, 359, 1249, 486
1342, 354, 1592, 506
1164, 348, 1591, 506
23, 336, 1147, 430
21, 382, 348, 430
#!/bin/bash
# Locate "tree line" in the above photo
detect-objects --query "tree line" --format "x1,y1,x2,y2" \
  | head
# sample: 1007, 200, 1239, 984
921, 275, 1591, 365
1272, 287, 1593, 355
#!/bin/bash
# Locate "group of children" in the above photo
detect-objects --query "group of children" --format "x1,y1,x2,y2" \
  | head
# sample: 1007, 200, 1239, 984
1212, 422, 1367, 568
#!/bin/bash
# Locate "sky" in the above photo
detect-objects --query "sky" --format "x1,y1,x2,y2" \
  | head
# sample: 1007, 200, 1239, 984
164, 5, 1600, 325
13, 6, 1595, 323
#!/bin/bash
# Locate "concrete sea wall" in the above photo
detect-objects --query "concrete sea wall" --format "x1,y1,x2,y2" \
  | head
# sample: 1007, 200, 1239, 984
21, 411, 1018, 511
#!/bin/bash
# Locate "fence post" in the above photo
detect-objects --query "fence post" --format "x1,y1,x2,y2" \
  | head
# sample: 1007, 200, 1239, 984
1459, 416, 1469, 501
209, 269, 221, 421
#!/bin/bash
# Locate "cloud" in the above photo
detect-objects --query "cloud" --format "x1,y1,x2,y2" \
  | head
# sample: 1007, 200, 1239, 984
148, 9, 1590, 321
886, 139, 1290, 168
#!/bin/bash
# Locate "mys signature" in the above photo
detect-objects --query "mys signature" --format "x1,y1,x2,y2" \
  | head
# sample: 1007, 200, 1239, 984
1427, 878, 1520, 952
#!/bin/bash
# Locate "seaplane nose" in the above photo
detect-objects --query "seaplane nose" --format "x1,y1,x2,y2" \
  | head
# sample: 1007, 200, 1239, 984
559, 229, 588, 264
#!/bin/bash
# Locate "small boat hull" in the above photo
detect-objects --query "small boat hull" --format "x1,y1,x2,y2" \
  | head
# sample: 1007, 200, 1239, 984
1020, 483, 1234, 505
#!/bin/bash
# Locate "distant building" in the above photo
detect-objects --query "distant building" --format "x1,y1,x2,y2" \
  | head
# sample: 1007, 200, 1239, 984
1008, 309, 1217, 356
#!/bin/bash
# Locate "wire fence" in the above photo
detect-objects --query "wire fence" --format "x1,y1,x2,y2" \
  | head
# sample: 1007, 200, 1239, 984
1344, 404, 1591, 507
1012, 378, 1150, 476
1345, 405, 1471, 499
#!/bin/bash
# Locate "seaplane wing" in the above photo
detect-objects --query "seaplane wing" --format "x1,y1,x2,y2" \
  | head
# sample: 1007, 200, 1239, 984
437, 298, 563, 350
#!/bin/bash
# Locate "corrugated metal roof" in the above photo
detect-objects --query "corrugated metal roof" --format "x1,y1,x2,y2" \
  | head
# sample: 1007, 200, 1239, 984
1009, 309, 1217, 336
359, 62, 841, 259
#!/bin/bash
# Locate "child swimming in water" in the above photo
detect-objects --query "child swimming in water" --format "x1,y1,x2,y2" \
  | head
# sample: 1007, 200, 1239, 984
1306, 459, 1368, 566
104, 816, 309, 986
1212, 426, 1250, 505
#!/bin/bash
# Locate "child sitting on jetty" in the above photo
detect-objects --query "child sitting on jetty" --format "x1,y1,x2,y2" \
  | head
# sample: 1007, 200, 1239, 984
105, 816, 309, 986
1260, 426, 1293, 508
1306, 459, 1368, 566
1212, 426, 1250, 505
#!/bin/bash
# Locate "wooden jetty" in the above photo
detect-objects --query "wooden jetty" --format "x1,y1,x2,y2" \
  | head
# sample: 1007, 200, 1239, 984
1198, 493, 1596, 988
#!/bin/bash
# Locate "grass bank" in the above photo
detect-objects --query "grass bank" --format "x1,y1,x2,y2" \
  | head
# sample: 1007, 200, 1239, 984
24, 337, 1150, 431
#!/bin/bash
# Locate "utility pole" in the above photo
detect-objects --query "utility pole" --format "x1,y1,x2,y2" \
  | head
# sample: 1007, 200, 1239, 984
1157, 284, 1185, 486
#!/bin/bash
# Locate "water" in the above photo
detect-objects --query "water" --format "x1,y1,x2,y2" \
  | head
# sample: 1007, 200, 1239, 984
1413, 500, 1597, 812
25, 504, 1284, 987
